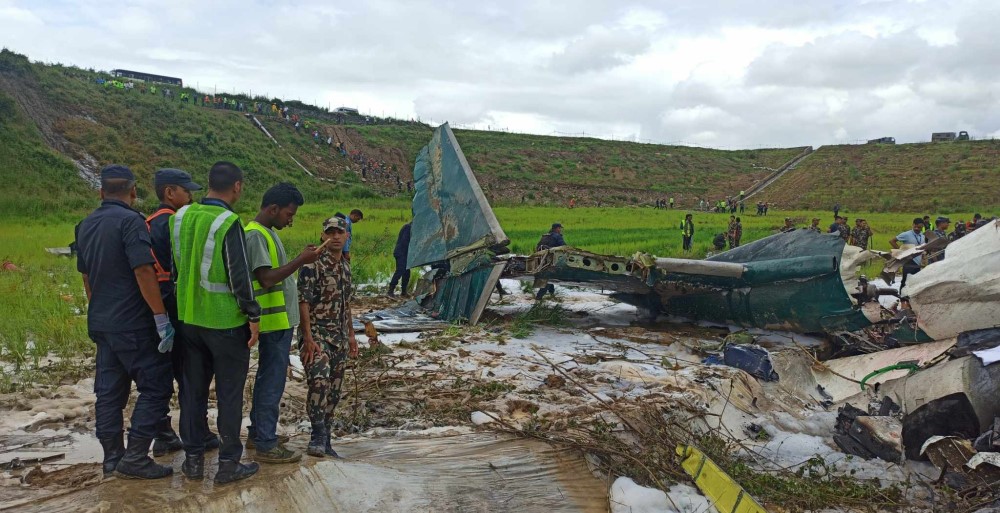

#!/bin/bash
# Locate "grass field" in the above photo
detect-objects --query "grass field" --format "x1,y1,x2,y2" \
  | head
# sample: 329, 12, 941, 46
0, 202, 963, 390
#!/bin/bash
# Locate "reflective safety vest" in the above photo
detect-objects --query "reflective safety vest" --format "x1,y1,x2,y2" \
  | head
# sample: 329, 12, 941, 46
244, 221, 290, 332
169, 203, 246, 329
681, 220, 694, 237
145, 207, 175, 283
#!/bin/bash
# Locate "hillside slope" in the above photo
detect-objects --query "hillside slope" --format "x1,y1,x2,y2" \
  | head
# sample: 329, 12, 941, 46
3, 50, 995, 215
0, 50, 353, 215
759, 142, 1000, 213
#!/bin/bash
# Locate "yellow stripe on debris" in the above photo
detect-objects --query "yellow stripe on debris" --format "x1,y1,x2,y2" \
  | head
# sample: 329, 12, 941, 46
676, 445, 768, 513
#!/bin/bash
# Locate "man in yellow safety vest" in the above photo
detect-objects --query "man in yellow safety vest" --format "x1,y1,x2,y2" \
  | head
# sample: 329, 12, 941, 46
243, 183, 320, 464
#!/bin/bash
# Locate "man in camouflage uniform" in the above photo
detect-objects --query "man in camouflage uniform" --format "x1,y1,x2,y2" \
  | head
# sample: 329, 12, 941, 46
924, 217, 951, 264
726, 216, 737, 248
829, 216, 850, 241
297, 217, 359, 458
807, 218, 822, 233
849, 218, 873, 249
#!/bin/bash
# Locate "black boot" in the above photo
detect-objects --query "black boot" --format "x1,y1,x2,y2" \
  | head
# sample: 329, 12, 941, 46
214, 460, 259, 484
99, 432, 125, 478
181, 454, 204, 480
307, 422, 326, 457
323, 420, 342, 459
204, 431, 221, 450
114, 436, 173, 480
152, 416, 183, 457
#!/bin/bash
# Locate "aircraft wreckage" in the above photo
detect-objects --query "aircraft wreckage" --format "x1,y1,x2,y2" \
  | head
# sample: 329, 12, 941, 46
361, 123, 1000, 474
376, 123, 998, 343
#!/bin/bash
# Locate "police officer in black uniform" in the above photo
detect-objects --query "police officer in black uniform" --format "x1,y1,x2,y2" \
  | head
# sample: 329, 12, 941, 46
146, 169, 221, 456
76, 165, 175, 479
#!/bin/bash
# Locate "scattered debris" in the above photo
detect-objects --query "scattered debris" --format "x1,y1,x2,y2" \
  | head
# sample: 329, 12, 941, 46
676, 444, 768, 513
721, 344, 779, 382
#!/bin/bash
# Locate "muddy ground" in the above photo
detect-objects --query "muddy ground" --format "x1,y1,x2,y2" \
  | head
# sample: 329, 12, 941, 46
0, 283, 955, 512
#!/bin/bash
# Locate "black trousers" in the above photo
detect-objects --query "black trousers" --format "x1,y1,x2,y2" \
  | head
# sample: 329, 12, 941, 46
682, 235, 693, 251
90, 328, 172, 440
180, 323, 250, 462
388, 255, 409, 294
900, 263, 921, 291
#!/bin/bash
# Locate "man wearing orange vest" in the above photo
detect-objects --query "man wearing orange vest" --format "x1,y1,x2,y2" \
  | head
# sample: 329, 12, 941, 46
244, 183, 320, 463
147, 169, 220, 456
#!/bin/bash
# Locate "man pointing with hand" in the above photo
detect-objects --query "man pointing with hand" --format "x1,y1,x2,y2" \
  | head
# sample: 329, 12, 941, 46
244, 183, 319, 464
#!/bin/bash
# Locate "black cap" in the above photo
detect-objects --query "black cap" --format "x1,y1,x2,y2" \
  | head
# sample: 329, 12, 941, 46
100, 164, 135, 181
154, 168, 202, 191
551, 223, 562, 229
936, 216, 950, 224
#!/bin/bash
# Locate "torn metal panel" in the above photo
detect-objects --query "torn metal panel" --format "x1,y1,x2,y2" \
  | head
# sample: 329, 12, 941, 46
907, 219, 1000, 340
408, 122, 508, 269
817, 338, 956, 403
676, 445, 768, 513
642, 230, 874, 333
525, 248, 650, 294
426, 258, 506, 325
355, 303, 450, 333
875, 356, 1000, 459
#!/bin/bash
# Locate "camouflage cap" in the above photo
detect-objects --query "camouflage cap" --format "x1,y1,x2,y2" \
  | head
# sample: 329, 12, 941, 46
323, 216, 349, 232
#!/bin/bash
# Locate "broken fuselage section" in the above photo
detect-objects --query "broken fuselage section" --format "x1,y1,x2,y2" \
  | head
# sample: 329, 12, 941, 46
403, 123, 895, 337
520, 230, 881, 334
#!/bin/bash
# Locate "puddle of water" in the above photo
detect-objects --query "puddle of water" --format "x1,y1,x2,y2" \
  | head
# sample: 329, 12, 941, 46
14, 433, 608, 513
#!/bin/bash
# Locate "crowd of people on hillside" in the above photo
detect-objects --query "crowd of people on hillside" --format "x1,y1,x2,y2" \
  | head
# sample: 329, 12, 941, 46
91, 75, 416, 128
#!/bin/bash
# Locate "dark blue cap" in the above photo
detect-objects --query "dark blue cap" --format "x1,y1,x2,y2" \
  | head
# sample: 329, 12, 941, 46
154, 168, 202, 191
100, 164, 135, 181
552, 223, 562, 229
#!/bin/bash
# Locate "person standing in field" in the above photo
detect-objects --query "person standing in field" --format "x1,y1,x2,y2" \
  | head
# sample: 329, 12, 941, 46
170, 161, 261, 484
669, 197, 675, 209
923, 217, 951, 264
334, 209, 364, 261
833, 203, 840, 218
244, 183, 321, 464
533, 223, 565, 299
889, 218, 926, 290
733, 217, 743, 247
726, 216, 736, 249
807, 218, 822, 233
829, 216, 849, 241
681, 214, 695, 252
298, 217, 358, 458
388, 222, 412, 297
145, 169, 221, 458
780, 217, 796, 232
889, 217, 927, 291
849, 218, 873, 249
76, 165, 175, 480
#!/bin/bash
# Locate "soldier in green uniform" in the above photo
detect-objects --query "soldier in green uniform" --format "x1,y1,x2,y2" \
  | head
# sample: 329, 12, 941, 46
297, 217, 358, 458
849, 218, 873, 249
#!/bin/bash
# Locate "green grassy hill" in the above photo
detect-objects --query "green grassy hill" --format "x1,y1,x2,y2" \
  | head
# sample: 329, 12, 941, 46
0, 49, 808, 217
758, 142, 1000, 213
2, 49, 996, 216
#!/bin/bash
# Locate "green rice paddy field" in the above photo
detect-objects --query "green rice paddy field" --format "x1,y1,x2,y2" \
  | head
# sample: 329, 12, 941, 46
0, 202, 972, 388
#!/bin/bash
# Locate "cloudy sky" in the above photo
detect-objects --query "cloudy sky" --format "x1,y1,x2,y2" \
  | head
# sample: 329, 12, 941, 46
2, 0, 998, 148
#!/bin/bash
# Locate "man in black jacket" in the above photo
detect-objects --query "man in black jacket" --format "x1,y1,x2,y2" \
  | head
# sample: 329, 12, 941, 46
145, 169, 221, 457
388, 222, 412, 297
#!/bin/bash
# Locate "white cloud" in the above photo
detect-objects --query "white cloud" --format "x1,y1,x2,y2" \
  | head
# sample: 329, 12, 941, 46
1, 0, 998, 148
